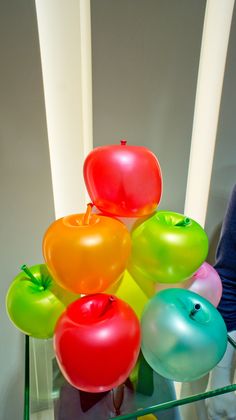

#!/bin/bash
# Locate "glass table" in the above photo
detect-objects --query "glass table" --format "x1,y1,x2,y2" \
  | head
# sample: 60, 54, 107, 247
24, 335, 236, 420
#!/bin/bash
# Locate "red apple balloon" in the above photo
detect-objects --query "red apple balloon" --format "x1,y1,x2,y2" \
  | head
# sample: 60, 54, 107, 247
83, 140, 162, 217
54, 294, 141, 392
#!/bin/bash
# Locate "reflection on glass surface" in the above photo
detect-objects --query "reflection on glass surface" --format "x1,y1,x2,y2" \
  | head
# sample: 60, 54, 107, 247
24, 336, 236, 420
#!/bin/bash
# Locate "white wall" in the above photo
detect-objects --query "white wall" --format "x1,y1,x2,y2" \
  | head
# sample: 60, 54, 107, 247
0, 1, 54, 419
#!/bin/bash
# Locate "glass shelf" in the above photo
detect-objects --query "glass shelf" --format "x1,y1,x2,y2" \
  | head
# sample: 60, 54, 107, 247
24, 335, 236, 420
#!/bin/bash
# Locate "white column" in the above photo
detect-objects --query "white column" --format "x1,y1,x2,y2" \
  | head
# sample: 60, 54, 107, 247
184, 0, 235, 227
35, 0, 93, 219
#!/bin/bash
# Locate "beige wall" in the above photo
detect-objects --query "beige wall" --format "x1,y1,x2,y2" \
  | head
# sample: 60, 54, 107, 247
0, 1, 54, 419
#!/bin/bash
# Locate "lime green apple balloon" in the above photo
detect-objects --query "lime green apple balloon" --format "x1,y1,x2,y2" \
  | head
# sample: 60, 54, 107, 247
141, 288, 227, 382
6, 264, 79, 339
112, 271, 149, 319
129, 210, 209, 285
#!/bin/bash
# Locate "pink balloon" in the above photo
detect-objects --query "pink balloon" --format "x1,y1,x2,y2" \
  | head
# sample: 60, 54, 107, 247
155, 262, 222, 307
188, 262, 222, 307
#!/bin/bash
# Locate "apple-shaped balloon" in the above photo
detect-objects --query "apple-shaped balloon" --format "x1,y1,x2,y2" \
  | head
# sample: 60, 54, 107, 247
141, 288, 227, 382
43, 204, 131, 294
6, 264, 79, 339
188, 262, 222, 307
54, 294, 141, 392
108, 271, 148, 319
83, 140, 162, 217
129, 210, 208, 286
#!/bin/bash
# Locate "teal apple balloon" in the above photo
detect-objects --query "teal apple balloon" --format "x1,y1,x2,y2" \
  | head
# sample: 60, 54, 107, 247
141, 289, 227, 382
129, 210, 209, 285
6, 264, 79, 339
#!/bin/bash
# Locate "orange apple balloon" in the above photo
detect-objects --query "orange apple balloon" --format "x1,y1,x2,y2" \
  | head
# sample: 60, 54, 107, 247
43, 205, 131, 294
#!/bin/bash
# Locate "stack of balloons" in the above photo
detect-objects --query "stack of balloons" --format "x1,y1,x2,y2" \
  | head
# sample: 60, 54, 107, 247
6, 140, 228, 393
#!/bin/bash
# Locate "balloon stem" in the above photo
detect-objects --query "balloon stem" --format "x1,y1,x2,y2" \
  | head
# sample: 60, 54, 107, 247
99, 296, 116, 317
120, 139, 127, 146
82, 203, 93, 225
21, 264, 43, 288
227, 334, 236, 349
175, 217, 191, 227
190, 303, 201, 317
113, 384, 125, 415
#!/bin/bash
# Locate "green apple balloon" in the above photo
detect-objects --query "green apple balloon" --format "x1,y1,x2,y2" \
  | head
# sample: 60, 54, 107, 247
141, 288, 227, 382
6, 264, 79, 339
129, 211, 209, 288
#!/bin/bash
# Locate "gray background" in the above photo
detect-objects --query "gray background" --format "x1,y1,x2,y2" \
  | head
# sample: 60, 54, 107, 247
0, 1, 235, 418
